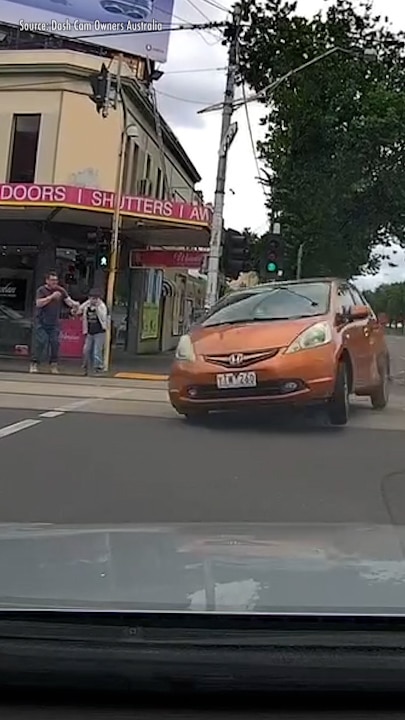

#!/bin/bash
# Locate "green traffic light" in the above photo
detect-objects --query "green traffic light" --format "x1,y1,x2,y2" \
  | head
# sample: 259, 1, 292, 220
266, 261, 277, 272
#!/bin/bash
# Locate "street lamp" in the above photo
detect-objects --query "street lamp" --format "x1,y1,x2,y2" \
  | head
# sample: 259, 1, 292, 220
103, 120, 138, 372
198, 46, 377, 114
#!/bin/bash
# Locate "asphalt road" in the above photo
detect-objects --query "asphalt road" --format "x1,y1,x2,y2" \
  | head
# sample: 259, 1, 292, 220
1, 398, 405, 525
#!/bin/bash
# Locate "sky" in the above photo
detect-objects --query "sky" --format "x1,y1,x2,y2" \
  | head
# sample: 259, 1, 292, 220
155, 0, 405, 289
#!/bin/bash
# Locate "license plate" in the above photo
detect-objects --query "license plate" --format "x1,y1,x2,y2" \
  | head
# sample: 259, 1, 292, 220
216, 372, 257, 388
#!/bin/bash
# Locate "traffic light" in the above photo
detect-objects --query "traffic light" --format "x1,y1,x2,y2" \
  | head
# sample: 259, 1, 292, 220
221, 229, 252, 279
96, 241, 109, 269
89, 63, 109, 114
261, 229, 284, 280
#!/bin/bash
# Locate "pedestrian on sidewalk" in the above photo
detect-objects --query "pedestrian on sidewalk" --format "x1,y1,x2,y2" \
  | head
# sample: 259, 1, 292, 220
30, 271, 79, 374
77, 289, 108, 374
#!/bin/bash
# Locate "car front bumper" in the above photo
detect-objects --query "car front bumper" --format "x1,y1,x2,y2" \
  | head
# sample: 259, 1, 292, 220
169, 345, 337, 414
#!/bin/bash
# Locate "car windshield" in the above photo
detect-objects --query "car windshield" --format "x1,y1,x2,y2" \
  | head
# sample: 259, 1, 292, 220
202, 282, 331, 327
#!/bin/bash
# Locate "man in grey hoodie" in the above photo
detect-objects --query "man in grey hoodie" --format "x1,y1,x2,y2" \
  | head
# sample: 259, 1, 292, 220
77, 289, 108, 374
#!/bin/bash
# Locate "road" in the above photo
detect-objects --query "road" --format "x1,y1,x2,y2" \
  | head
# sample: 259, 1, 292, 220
0, 338, 405, 526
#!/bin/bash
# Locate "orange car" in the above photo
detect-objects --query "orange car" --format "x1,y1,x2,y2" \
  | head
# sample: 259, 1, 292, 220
168, 278, 390, 426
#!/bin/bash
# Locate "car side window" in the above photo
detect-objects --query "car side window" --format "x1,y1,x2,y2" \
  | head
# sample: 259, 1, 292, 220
336, 284, 355, 314
350, 285, 377, 319
349, 286, 364, 306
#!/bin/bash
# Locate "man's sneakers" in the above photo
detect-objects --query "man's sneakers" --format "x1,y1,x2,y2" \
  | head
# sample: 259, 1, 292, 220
29, 363, 59, 374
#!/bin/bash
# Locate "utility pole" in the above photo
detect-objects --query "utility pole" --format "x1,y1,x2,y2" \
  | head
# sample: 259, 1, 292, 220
296, 243, 304, 280
205, 2, 242, 308
104, 54, 125, 372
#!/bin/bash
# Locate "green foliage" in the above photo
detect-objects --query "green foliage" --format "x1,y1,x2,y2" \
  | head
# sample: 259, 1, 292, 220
365, 282, 405, 324
239, 0, 405, 279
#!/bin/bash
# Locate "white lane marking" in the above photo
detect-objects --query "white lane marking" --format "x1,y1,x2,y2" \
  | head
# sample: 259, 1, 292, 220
39, 410, 64, 418
53, 399, 94, 412
0, 419, 41, 438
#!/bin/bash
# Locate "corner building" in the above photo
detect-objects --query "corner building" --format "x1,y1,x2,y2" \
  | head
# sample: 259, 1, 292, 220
0, 29, 210, 360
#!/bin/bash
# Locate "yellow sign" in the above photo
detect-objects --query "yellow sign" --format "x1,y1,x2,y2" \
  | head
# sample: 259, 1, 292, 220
141, 302, 160, 339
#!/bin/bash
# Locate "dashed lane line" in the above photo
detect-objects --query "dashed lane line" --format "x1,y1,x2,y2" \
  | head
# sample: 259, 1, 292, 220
0, 399, 96, 439
0, 419, 41, 438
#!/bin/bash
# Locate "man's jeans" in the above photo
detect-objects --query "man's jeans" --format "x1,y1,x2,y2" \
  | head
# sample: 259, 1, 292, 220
83, 332, 105, 370
32, 324, 60, 364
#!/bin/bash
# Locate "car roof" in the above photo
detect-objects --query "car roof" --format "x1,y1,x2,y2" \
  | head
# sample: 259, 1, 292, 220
227, 278, 342, 295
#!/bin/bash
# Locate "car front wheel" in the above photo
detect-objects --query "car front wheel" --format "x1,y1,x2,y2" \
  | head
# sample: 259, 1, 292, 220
327, 362, 350, 426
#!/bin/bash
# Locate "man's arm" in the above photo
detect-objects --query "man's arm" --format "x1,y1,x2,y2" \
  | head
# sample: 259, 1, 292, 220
64, 296, 80, 309
59, 288, 79, 310
76, 301, 88, 316
35, 288, 57, 308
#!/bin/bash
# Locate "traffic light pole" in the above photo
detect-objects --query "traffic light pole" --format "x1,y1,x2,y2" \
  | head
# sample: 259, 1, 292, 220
104, 54, 125, 372
204, 3, 242, 309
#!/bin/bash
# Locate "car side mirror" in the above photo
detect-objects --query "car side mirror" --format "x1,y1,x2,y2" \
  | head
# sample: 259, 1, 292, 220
349, 304, 370, 321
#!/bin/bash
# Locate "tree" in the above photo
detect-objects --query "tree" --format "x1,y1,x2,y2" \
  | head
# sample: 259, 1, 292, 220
239, 0, 405, 279
365, 282, 405, 328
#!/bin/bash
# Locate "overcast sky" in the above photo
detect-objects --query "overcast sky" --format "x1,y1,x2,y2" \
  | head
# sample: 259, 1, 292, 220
155, 0, 404, 287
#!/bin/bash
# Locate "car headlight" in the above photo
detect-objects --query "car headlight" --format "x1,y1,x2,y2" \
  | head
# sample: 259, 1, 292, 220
285, 321, 332, 354
175, 334, 196, 362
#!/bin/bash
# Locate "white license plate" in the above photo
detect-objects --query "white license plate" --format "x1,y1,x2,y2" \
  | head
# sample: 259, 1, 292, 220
216, 372, 257, 388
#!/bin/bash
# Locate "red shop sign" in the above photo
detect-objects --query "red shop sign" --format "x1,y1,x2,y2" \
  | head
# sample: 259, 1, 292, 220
130, 249, 207, 269
59, 318, 84, 359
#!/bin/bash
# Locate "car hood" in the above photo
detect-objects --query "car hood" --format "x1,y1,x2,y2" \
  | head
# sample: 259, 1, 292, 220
1, 523, 405, 614
190, 317, 326, 355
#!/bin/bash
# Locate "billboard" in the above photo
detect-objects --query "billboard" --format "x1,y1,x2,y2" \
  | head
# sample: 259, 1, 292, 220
0, 0, 174, 62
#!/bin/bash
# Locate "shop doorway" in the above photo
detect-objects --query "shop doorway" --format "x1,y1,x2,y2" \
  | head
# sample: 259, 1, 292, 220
0, 250, 36, 356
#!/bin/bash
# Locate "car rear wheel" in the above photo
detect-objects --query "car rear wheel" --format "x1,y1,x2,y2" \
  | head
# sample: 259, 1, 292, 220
370, 357, 389, 410
327, 362, 349, 426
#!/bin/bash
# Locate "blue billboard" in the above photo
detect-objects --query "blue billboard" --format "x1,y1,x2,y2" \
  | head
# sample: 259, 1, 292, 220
0, 0, 174, 61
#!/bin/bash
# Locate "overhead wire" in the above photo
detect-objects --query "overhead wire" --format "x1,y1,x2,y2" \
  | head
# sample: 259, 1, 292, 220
241, 84, 268, 201
72, 21, 226, 41
199, 0, 230, 12
164, 66, 226, 74
153, 0, 223, 46
156, 89, 218, 104
183, 0, 224, 42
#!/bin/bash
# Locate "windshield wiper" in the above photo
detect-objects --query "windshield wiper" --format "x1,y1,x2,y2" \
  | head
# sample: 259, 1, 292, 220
276, 287, 319, 306
204, 315, 317, 327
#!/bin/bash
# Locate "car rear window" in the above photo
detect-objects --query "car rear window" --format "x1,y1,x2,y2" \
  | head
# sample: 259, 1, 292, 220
202, 283, 331, 327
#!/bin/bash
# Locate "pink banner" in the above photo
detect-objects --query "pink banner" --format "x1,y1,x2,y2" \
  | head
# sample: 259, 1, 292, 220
0, 184, 212, 228
130, 249, 208, 269
59, 319, 84, 359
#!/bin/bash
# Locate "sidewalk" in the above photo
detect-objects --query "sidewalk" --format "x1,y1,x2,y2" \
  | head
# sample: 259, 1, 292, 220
0, 351, 174, 381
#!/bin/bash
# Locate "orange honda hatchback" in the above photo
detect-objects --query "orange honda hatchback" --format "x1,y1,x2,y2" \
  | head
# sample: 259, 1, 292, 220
169, 278, 390, 426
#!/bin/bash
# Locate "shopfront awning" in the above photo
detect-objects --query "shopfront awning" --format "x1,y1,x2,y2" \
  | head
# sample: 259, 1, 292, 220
0, 184, 212, 248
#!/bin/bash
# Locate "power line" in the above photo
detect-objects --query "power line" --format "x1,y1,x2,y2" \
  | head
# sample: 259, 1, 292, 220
199, 0, 230, 13
241, 83, 267, 200
73, 20, 226, 41
156, 89, 218, 104
183, 0, 224, 44
184, 0, 213, 22
155, 1, 222, 46
164, 66, 226, 74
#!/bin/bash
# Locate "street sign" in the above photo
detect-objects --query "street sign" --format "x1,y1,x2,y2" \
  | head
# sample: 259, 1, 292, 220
130, 249, 208, 269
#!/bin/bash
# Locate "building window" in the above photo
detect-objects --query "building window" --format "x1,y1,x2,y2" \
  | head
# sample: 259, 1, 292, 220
129, 143, 139, 195
8, 114, 41, 183
156, 168, 162, 198
145, 154, 151, 179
